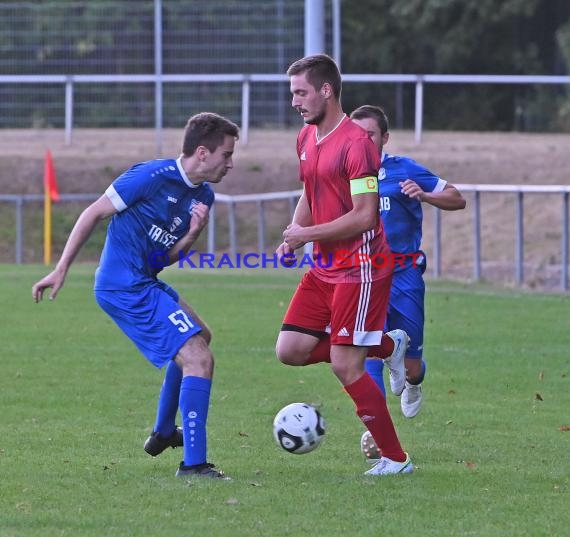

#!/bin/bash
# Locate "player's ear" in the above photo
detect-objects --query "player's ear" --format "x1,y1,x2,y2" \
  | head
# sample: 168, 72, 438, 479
196, 145, 209, 160
321, 83, 332, 99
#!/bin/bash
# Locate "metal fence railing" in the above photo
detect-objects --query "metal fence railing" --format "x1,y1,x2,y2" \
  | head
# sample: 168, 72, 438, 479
2, 73, 570, 152
2, 184, 569, 290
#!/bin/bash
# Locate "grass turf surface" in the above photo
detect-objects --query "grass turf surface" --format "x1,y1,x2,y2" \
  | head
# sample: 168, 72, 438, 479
1, 265, 569, 536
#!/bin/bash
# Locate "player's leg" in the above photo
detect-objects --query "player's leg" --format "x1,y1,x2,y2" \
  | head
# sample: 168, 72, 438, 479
277, 270, 404, 368
401, 361, 425, 418
178, 296, 212, 344
95, 285, 226, 478
275, 330, 323, 365
146, 292, 213, 453
391, 269, 426, 418
152, 289, 227, 479
144, 360, 184, 455
364, 301, 392, 396
173, 333, 227, 478
364, 359, 385, 396
96, 287, 180, 451
332, 346, 410, 475
362, 309, 390, 463
361, 326, 409, 462
365, 283, 409, 396
363, 326, 410, 397
330, 277, 412, 474
276, 270, 332, 365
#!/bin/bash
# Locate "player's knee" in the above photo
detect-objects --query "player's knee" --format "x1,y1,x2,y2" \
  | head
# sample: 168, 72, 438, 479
330, 360, 351, 384
275, 340, 304, 366
176, 335, 214, 376
275, 341, 294, 364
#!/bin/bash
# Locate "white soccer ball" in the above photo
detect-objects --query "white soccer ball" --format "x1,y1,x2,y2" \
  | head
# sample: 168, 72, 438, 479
273, 402, 326, 454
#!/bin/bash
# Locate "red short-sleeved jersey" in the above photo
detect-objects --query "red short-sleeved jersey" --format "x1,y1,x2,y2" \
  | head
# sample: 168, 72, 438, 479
297, 115, 392, 283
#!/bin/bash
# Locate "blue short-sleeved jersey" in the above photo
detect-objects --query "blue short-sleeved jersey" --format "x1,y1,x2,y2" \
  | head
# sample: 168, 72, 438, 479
94, 157, 214, 290
379, 153, 446, 258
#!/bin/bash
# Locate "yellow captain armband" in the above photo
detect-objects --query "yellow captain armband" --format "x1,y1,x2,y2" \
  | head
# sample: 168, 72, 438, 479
350, 176, 378, 195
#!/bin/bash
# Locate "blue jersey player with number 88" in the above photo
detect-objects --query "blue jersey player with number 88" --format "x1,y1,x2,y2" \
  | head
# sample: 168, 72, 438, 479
32, 112, 239, 480
350, 106, 466, 458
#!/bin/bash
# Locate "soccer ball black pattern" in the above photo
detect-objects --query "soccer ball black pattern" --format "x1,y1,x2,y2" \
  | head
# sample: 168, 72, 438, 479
273, 402, 326, 454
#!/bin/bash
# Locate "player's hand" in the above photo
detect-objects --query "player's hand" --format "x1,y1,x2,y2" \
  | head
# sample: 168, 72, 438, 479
189, 202, 210, 234
399, 179, 426, 202
32, 268, 66, 303
276, 241, 296, 266
283, 223, 307, 251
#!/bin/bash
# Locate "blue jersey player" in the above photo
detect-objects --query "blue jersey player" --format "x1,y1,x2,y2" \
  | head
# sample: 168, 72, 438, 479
32, 112, 239, 479
351, 105, 465, 430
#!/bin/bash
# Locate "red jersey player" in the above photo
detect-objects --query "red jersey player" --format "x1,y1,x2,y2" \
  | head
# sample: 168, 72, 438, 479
275, 54, 413, 476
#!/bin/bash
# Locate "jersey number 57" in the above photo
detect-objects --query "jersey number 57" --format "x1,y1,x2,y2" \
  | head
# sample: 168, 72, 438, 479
168, 309, 195, 333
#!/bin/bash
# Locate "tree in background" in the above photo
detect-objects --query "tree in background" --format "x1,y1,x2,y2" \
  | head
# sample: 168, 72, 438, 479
342, 0, 570, 131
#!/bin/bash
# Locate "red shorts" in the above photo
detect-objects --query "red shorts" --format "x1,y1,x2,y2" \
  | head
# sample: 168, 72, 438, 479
282, 269, 392, 346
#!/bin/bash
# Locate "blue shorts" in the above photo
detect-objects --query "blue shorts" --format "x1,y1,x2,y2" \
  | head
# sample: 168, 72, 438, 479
95, 280, 202, 368
386, 266, 425, 359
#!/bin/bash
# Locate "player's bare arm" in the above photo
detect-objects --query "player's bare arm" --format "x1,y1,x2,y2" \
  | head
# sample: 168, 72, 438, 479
32, 194, 117, 303
400, 180, 466, 211
283, 189, 378, 250
291, 190, 313, 227
166, 202, 209, 264
277, 189, 312, 260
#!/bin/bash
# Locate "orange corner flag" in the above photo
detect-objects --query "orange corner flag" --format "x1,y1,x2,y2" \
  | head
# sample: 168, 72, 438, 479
44, 150, 60, 265
44, 150, 60, 202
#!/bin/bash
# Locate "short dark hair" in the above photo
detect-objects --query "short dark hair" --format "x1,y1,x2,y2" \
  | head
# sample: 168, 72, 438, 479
182, 112, 239, 157
350, 105, 389, 135
286, 54, 342, 99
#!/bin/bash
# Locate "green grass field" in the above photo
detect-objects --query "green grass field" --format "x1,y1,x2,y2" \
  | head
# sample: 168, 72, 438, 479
1, 265, 569, 537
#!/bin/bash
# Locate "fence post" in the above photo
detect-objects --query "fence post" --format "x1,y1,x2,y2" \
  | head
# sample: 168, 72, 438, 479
154, 0, 163, 157
515, 191, 524, 285
228, 201, 237, 258
65, 77, 73, 145
433, 206, 441, 278
414, 77, 424, 144
562, 192, 569, 291
257, 200, 265, 253
207, 202, 216, 253
241, 78, 250, 145
288, 195, 297, 220
15, 196, 23, 264
332, 0, 342, 69
473, 190, 481, 280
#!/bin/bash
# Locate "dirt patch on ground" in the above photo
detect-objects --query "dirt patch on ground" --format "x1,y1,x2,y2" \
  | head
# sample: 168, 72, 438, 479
1, 128, 569, 289
2, 128, 569, 192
